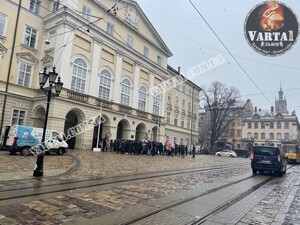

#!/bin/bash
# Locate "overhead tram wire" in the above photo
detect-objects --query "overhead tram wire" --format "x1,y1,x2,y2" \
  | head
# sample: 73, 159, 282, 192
140, 6, 300, 71
188, 0, 272, 106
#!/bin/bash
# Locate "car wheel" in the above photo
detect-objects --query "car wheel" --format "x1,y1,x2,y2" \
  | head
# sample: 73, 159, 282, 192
21, 147, 30, 156
252, 169, 257, 174
57, 148, 64, 155
229, 154, 234, 158
217, 153, 221, 156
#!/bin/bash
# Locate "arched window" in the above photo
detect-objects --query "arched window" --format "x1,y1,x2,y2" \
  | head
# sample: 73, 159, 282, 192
99, 69, 111, 101
254, 122, 258, 129
277, 133, 282, 140
269, 133, 274, 140
261, 133, 265, 140
121, 79, 131, 106
254, 132, 258, 139
138, 86, 147, 111
71, 58, 87, 93
247, 132, 252, 139
153, 94, 160, 115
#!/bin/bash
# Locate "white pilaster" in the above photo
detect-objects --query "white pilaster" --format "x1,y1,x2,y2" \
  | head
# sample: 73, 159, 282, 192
53, 25, 74, 90
88, 41, 102, 97
132, 63, 140, 109
148, 71, 155, 114
161, 91, 166, 117
113, 52, 123, 104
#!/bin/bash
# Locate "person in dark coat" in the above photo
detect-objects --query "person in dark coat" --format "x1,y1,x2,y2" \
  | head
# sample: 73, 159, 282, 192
192, 144, 196, 158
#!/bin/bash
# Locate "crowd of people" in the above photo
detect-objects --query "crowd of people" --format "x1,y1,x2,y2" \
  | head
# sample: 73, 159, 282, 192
96, 138, 196, 158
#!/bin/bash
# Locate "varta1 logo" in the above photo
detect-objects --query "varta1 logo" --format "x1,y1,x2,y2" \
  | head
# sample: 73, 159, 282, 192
244, 1, 299, 56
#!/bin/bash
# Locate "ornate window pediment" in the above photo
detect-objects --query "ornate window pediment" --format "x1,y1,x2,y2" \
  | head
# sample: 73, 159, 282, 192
41, 54, 54, 68
16, 52, 39, 64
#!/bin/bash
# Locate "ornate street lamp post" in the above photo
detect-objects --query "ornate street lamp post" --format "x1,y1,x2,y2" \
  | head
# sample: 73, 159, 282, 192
33, 66, 63, 177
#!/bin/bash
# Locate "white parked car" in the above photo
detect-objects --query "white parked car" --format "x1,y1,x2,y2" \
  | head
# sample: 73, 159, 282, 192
215, 150, 237, 158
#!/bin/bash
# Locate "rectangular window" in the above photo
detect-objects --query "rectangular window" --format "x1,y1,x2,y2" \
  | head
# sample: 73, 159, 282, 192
188, 102, 191, 112
182, 100, 185, 109
167, 112, 171, 124
269, 133, 274, 140
30, 0, 41, 14
82, 5, 91, 21
174, 114, 178, 126
175, 97, 179, 107
143, 46, 149, 58
187, 118, 191, 129
261, 122, 265, 129
166, 135, 169, 142
18, 62, 32, 87
181, 117, 185, 128
284, 122, 289, 129
174, 137, 177, 144
277, 122, 281, 129
254, 123, 258, 129
23, 26, 38, 48
0, 12, 7, 37
53, 1, 59, 12
153, 96, 160, 115
11, 109, 25, 125
230, 129, 235, 138
107, 22, 114, 36
157, 56, 162, 65
127, 34, 134, 47
248, 123, 252, 129
168, 96, 171, 104
270, 122, 274, 129
193, 120, 196, 130
237, 129, 241, 137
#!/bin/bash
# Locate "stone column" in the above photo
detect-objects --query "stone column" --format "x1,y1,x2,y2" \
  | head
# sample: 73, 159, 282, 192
88, 40, 102, 97
132, 62, 140, 109
113, 51, 123, 104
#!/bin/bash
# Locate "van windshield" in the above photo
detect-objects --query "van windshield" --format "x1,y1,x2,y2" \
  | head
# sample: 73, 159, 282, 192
254, 147, 279, 156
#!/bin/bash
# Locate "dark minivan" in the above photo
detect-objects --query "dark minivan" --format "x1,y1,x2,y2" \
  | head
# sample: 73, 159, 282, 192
250, 146, 287, 176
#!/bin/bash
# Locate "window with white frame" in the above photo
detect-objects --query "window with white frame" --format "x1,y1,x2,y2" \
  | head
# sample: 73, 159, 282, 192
284, 133, 289, 140
261, 133, 265, 140
107, 22, 114, 36
254, 132, 258, 139
71, 58, 87, 93
11, 109, 25, 125
82, 5, 91, 21
182, 99, 185, 109
247, 132, 252, 139
254, 122, 258, 129
269, 133, 274, 140
270, 122, 274, 129
121, 79, 131, 106
153, 95, 160, 115
99, 69, 111, 101
166, 135, 169, 142
18, 62, 32, 87
127, 34, 134, 47
175, 97, 179, 107
167, 111, 171, 124
188, 102, 191, 112
277, 122, 281, 129
143, 46, 149, 58
167, 95, 171, 104
138, 86, 147, 111
174, 114, 178, 126
277, 133, 282, 140
187, 117, 191, 129
193, 119, 196, 130
157, 56, 162, 65
30, 0, 41, 14
181, 116, 185, 128
23, 26, 38, 48
0, 12, 8, 37
248, 123, 252, 129
53, 1, 59, 12
174, 137, 177, 144
284, 122, 289, 129
261, 122, 265, 129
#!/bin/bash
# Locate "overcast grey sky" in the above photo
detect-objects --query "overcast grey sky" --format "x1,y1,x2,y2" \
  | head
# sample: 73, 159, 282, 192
138, 0, 300, 116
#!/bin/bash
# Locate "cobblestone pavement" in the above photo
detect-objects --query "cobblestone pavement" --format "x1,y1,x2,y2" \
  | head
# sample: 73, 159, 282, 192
1, 150, 300, 225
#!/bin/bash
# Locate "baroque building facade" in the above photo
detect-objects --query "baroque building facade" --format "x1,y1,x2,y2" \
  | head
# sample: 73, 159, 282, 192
0, 0, 200, 149
241, 88, 300, 149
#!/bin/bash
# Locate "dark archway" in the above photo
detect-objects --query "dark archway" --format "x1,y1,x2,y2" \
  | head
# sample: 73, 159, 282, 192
116, 119, 130, 140
92, 115, 110, 148
135, 123, 147, 141
32, 106, 45, 128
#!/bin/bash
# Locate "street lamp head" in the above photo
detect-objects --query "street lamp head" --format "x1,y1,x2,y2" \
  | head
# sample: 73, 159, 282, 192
55, 76, 63, 96
39, 67, 48, 88
48, 66, 58, 85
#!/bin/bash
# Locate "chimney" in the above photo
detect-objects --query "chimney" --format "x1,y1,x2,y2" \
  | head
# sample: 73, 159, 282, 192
255, 107, 257, 112
271, 106, 274, 113
177, 66, 181, 75
259, 108, 261, 112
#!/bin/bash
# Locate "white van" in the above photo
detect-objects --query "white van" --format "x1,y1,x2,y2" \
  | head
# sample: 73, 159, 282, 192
1, 125, 68, 156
